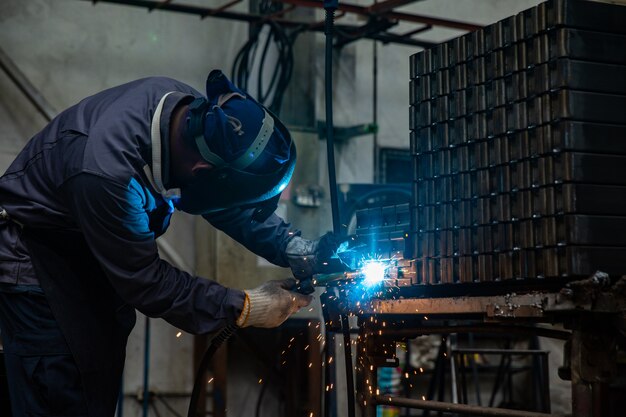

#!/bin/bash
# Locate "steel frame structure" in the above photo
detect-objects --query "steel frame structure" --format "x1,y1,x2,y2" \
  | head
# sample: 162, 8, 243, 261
79, 0, 482, 48
320, 272, 626, 417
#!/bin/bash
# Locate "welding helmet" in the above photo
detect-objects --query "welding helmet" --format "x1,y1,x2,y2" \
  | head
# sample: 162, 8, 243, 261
175, 70, 296, 219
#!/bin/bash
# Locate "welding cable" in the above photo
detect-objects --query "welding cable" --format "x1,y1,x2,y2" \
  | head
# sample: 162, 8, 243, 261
322, 1, 356, 417
186, 324, 237, 417
231, 11, 300, 115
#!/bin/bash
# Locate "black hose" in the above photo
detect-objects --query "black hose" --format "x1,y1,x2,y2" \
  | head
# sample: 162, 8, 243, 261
187, 325, 238, 417
323, 3, 356, 417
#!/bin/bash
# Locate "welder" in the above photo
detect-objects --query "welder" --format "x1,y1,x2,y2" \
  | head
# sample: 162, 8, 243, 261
0, 70, 335, 417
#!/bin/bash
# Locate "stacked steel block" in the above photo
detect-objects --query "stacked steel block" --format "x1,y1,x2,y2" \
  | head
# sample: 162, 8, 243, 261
407, 0, 626, 284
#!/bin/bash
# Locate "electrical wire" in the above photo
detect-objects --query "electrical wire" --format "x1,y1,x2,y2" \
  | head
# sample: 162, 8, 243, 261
187, 325, 237, 417
231, 3, 302, 116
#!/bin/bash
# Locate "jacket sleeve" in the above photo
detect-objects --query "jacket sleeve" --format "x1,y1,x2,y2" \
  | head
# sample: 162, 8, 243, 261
62, 173, 244, 335
202, 208, 299, 267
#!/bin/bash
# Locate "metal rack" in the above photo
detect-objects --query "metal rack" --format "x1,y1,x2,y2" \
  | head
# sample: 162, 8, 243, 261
78, 0, 482, 48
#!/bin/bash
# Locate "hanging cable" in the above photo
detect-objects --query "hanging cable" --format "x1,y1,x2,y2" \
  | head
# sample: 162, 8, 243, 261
231, 2, 302, 115
322, 1, 356, 417
187, 325, 237, 417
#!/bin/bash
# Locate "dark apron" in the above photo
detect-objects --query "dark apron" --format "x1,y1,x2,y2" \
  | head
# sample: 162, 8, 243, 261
21, 228, 136, 417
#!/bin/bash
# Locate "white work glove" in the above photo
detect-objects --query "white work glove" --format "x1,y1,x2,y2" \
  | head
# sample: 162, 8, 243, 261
236, 278, 313, 328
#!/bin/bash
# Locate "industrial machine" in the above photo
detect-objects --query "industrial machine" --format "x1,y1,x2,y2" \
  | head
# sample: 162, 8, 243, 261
320, 1, 626, 416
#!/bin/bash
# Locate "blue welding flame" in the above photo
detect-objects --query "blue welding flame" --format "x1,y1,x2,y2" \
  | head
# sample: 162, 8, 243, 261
361, 259, 388, 288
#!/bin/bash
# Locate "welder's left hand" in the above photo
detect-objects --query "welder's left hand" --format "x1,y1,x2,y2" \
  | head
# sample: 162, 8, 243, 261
285, 232, 345, 279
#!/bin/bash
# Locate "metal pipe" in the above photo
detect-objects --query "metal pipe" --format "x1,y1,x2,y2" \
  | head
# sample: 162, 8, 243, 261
0, 46, 57, 122
368, 326, 571, 341
279, 0, 482, 31
78, 0, 436, 47
373, 395, 565, 417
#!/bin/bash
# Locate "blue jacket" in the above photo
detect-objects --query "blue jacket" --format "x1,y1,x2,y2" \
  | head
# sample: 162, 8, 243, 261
0, 77, 297, 334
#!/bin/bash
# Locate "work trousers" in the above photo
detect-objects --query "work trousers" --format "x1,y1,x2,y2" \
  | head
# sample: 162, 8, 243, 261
0, 284, 88, 416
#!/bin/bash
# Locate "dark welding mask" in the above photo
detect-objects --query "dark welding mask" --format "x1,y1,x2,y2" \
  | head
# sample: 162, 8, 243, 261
175, 70, 296, 220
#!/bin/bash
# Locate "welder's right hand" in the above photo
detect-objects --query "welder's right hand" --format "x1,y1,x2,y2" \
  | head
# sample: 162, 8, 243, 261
236, 278, 313, 328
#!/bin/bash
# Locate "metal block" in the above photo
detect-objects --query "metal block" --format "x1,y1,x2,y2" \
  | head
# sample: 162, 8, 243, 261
549, 59, 626, 95
485, 50, 505, 80
470, 29, 485, 59
514, 12, 526, 42
477, 168, 490, 196
501, 16, 516, 48
499, 162, 513, 197
438, 43, 450, 69
422, 48, 434, 74
436, 95, 450, 124
467, 113, 487, 142
436, 69, 450, 96
484, 23, 501, 52
498, 135, 510, 164
551, 121, 626, 155
453, 63, 468, 91
421, 153, 434, 180
516, 42, 528, 72
449, 90, 467, 118
457, 145, 469, 172
551, 90, 626, 125
467, 170, 478, 199
559, 183, 626, 216
564, 246, 626, 277
417, 100, 433, 128
549, 28, 626, 65
439, 149, 451, 177
486, 78, 506, 109
523, 6, 541, 38
537, 1, 548, 33
505, 71, 527, 103
527, 63, 550, 97
509, 161, 524, 191
498, 252, 513, 280
429, 72, 438, 99
565, 215, 626, 246
457, 34, 469, 64
477, 141, 489, 169
416, 180, 432, 209
434, 122, 450, 151
448, 38, 458, 67
527, 126, 542, 157
458, 256, 471, 281
486, 107, 506, 137
475, 84, 487, 114
468, 56, 486, 85
451, 117, 468, 145
546, 0, 626, 35
503, 44, 518, 76
410, 79, 418, 105
526, 95, 542, 127
478, 254, 494, 282
431, 257, 441, 283
441, 257, 454, 283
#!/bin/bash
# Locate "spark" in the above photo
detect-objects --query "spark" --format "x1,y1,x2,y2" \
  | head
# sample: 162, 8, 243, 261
176, 331, 182, 338
258, 378, 263, 384
208, 377, 214, 383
